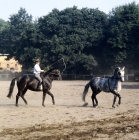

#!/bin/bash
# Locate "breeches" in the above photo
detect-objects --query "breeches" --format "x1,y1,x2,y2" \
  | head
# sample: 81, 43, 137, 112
34, 74, 42, 83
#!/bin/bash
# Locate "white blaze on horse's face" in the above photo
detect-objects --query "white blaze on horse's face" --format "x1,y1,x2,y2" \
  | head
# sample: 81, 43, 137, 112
120, 67, 125, 82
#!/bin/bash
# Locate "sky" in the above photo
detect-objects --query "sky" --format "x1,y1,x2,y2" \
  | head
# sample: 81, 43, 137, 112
0, 0, 139, 21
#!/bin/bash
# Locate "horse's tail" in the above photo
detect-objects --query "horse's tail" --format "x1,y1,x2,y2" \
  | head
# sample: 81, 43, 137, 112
82, 81, 91, 102
7, 77, 17, 99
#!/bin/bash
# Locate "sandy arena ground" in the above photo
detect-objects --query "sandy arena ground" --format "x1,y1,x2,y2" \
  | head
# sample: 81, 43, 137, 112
0, 80, 139, 140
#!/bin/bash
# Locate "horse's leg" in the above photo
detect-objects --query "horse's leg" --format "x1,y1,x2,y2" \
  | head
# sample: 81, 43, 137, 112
92, 94, 99, 107
91, 92, 97, 107
117, 92, 121, 105
16, 89, 26, 107
111, 91, 121, 107
112, 95, 117, 108
21, 89, 28, 105
46, 90, 55, 105
91, 86, 96, 107
91, 88, 101, 107
16, 91, 22, 107
94, 90, 101, 107
42, 91, 47, 107
16, 95, 19, 107
15, 76, 29, 107
94, 96, 98, 106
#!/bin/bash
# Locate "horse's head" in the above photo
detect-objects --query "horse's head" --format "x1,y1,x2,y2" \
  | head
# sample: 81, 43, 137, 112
50, 68, 61, 79
113, 67, 125, 82
43, 67, 61, 80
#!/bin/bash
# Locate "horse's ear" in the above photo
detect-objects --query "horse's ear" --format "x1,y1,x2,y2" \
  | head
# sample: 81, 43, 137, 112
122, 66, 125, 70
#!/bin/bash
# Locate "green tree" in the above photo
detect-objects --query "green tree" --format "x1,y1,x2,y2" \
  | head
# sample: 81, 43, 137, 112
38, 7, 107, 74
105, 2, 139, 70
0, 8, 40, 71
0, 18, 7, 31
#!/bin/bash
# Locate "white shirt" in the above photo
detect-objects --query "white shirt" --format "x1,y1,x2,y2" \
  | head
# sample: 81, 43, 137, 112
34, 64, 41, 74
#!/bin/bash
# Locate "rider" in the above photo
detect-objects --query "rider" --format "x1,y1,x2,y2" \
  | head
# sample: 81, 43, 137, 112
33, 59, 44, 90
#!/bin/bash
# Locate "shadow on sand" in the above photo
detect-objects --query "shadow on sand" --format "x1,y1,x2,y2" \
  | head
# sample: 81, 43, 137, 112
0, 104, 25, 107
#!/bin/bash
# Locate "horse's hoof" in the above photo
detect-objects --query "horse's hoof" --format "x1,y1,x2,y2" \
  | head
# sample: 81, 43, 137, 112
93, 106, 96, 108
93, 104, 98, 108
42, 105, 45, 107
7, 96, 11, 99
15, 105, 19, 107
117, 104, 120, 107
53, 104, 55, 107
112, 105, 115, 108
82, 102, 88, 107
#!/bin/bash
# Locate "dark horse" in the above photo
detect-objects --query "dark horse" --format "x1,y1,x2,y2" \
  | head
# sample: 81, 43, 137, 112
82, 67, 125, 108
7, 68, 61, 107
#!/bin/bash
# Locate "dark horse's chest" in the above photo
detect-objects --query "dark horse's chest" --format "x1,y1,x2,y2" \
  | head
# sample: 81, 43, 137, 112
43, 78, 52, 90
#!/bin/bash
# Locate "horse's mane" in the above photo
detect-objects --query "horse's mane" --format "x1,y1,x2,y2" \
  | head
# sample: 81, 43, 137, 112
111, 67, 120, 79
43, 67, 58, 77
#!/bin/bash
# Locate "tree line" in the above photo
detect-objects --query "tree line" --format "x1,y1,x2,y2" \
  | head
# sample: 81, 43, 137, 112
0, 2, 139, 74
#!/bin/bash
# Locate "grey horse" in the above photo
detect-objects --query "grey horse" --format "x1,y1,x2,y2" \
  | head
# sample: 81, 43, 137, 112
82, 67, 125, 108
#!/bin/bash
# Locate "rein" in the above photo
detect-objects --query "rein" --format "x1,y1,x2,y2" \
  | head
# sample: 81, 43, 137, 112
49, 58, 66, 74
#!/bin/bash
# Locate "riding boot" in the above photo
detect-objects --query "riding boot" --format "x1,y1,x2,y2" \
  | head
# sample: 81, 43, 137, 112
37, 82, 42, 90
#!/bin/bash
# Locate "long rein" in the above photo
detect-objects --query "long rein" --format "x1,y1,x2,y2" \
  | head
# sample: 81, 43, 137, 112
48, 58, 66, 74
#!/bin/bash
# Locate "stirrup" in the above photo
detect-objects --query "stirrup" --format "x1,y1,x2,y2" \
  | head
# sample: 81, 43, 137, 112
36, 88, 41, 91
37, 85, 42, 91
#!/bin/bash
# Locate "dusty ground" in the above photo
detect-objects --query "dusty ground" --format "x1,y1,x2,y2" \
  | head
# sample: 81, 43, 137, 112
0, 80, 139, 140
